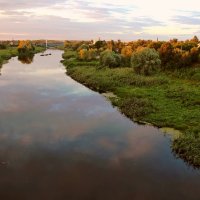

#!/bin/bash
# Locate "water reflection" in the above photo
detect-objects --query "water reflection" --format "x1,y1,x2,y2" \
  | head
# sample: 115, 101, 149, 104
18, 53, 34, 64
0, 50, 200, 200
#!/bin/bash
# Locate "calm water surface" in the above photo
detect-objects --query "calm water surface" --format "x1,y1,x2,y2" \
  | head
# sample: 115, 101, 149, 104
0, 50, 199, 200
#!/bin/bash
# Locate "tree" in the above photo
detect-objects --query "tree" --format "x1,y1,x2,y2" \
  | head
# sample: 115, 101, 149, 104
64, 40, 72, 49
180, 51, 191, 67
78, 48, 97, 61
87, 48, 97, 60
121, 46, 133, 67
100, 50, 121, 68
170, 38, 178, 44
94, 40, 106, 50
121, 46, 133, 58
107, 40, 115, 51
131, 47, 161, 75
115, 40, 124, 53
78, 49, 88, 60
182, 41, 197, 51
148, 41, 163, 50
77, 44, 89, 51
159, 42, 175, 68
18, 40, 35, 53
189, 47, 200, 63
130, 39, 150, 51
191, 35, 199, 43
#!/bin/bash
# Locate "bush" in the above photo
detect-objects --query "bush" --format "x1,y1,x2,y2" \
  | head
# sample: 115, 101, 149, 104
0, 44, 7, 49
78, 49, 97, 61
131, 47, 161, 75
100, 50, 121, 68
77, 44, 89, 51
166, 47, 200, 69
87, 49, 98, 60
121, 56, 131, 67
190, 47, 200, 63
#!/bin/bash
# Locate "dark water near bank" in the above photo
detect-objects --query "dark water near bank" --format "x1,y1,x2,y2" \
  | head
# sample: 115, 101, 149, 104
0, 50, 199, 200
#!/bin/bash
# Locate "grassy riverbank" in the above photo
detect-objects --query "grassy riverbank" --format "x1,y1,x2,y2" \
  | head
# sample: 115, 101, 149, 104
0, 46, 45, 67
0, 48, 18, 67
62, 57, 200, 167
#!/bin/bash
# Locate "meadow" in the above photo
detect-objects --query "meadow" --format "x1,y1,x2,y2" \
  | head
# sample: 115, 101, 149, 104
62, 38, 200, 167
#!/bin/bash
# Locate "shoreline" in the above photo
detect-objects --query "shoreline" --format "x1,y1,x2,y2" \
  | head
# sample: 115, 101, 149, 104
64, 63, 200, 168
0, 47, 45, 68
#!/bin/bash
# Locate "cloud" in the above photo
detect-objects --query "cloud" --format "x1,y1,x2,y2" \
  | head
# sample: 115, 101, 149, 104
0, 0, 200, 40
0, 0, 64, 10
173, 15, 200, 25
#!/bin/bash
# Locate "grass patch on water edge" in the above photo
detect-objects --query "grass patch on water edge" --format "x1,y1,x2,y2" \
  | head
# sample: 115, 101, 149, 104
63, 58, 200, 167
0, 46, 45, 68
0, 48, 18, 67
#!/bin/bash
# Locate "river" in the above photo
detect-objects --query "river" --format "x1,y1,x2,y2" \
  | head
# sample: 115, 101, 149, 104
0, 50, 199, 200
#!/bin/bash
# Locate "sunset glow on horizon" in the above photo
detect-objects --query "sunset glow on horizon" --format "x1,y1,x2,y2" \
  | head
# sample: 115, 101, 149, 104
0, 0, 200, 41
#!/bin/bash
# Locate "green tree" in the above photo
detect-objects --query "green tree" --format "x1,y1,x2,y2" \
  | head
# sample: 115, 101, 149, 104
148, 41, 163, 50
100, 50, 121, 68
131, 47, 161, 75
88, 48, 97, 60
94, 40, 106, 50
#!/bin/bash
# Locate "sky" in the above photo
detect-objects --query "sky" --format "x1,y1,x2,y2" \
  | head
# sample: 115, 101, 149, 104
0, 0, 200, 41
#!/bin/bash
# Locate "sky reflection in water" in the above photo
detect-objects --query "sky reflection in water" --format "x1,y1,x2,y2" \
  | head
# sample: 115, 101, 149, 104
0, 50, 200, 200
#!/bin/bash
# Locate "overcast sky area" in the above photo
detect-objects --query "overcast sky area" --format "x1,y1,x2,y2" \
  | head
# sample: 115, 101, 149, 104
0, 0, 200, 41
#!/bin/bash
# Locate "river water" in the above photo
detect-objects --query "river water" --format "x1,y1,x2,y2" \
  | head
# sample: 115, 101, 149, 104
0, 50, 199, 200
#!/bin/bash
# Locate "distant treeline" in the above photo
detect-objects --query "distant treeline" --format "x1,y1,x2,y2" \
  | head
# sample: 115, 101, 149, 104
64, 36, 200, 74
0, 40, 45, 67
0, 40, 64, 49
62, 37, 200, 167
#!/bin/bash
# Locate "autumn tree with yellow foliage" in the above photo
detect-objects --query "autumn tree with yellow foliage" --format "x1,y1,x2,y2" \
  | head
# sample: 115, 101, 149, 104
17, 40, 35, 64
18, 40, 35, 54
78, 48, 97, 61
121, 46, 133, 67
79, 49, 88, 60
121, 46, 133, 58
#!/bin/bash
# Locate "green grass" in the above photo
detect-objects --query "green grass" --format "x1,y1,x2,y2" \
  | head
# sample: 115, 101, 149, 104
166, 65, 200, 81
63, 55, 200, 167
0, 46, 45, 67
62, 50, 78, 59
0, 48, 18, 67
34, 46, 46, 53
